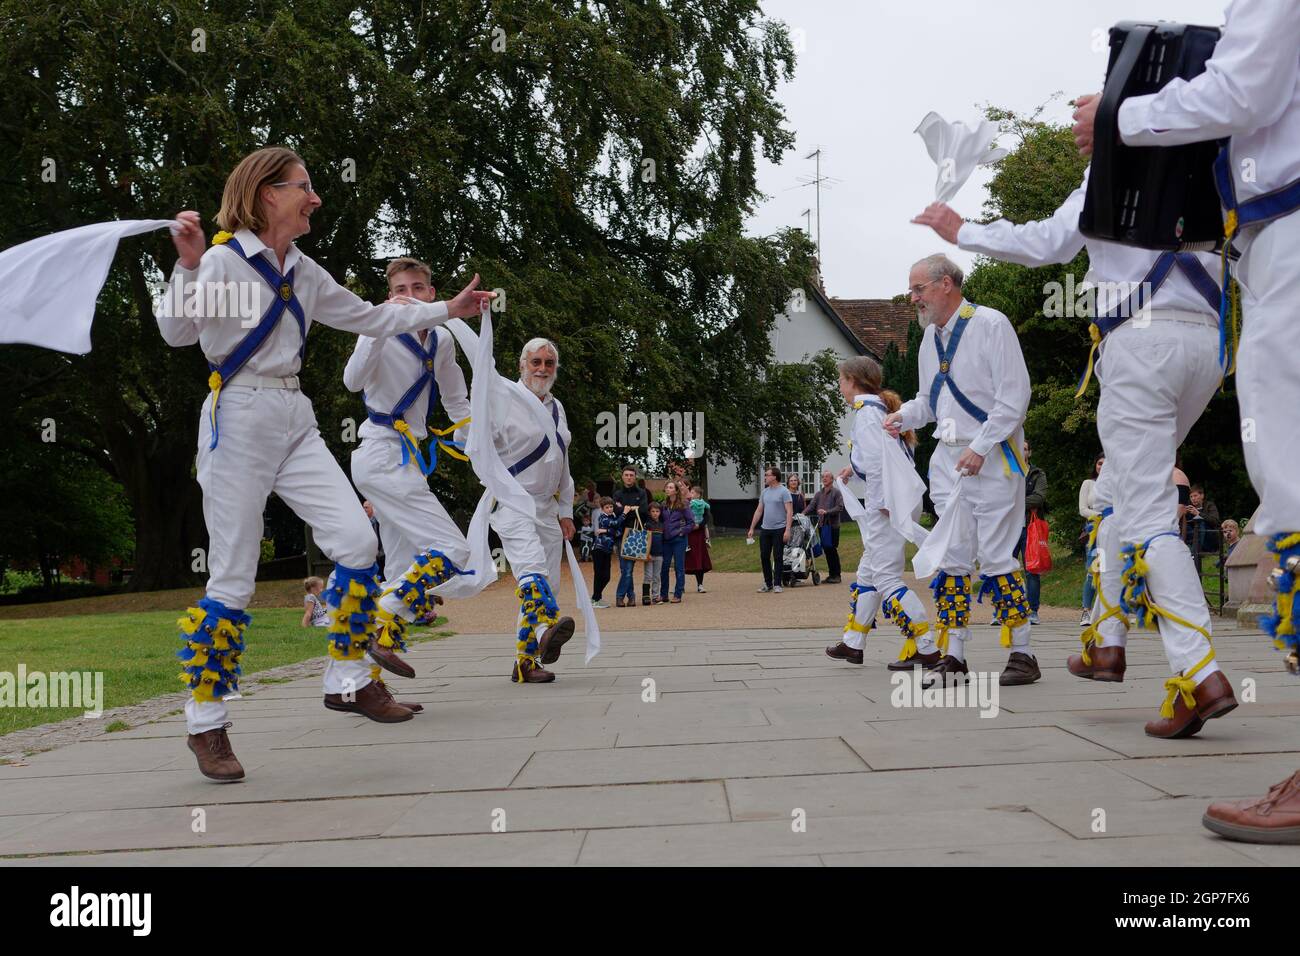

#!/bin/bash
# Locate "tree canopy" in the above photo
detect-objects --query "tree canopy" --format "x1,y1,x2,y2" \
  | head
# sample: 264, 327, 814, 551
0, 0, 841, 589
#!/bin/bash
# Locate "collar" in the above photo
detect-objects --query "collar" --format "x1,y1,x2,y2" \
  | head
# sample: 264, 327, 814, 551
234, 228, 303, 275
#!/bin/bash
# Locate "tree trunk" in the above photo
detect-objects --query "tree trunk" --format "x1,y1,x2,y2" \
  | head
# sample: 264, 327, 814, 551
125, 442, 207, 593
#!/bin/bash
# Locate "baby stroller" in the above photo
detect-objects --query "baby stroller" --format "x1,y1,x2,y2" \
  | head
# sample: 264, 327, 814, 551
578, 524, 595, 562
782, 512, 822, 586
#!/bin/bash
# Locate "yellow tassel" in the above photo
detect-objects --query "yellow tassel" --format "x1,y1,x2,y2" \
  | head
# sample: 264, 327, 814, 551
897, 637, 918, 661
1075, 323, 1103, 398
1159, 674, 1198, 719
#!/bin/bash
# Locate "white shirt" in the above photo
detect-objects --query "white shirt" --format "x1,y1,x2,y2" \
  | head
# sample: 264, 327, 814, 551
896, 300, 1031, 458
1078, 477, 1101, 519
957, 167, 1222, 318
343, 325, 470, 443
1118, 1, 1300, 208
488, 379, 575, 515
848, 394, 890, 511
155, 228, 449, 380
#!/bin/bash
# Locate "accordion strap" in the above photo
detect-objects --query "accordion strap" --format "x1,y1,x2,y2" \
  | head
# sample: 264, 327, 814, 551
1092, 24, 1154, 242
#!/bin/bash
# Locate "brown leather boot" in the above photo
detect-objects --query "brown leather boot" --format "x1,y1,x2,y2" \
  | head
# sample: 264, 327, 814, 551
538, 617, 575, 665
825, 641, 863, 664
187, 723, 245, 782
370, 639, 416, 680
512, 658, 556, 683
372, 679, 423, 714
1203, 769, 1300, 844
1144, 670, 1237, 739
923, 655, 969, 687
887, 649, 942, 671
323, 680, 414, 723
1000, 651, 1042, 686
1067, 644, 1126, 681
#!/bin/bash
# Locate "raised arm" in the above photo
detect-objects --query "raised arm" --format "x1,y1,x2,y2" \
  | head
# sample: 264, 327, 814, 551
342, 335, 385, 393
1118, 3, 1300, 146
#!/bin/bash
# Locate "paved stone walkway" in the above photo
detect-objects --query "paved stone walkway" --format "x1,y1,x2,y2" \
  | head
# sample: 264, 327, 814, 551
1, 620, 1296, 866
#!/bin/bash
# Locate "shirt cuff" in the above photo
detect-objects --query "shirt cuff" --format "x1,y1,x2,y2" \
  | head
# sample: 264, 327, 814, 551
1117, 95, 1160, 146
969, 435, 995, 458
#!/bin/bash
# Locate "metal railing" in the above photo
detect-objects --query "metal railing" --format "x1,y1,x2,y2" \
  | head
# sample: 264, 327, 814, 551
1185, 518, 1228, 614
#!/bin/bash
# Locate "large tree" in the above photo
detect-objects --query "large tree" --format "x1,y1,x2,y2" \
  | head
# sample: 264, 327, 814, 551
0, 1, 840, 588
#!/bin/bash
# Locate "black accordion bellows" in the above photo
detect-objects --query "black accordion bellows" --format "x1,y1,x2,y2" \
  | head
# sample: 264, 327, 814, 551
1080, 21, 1224, 251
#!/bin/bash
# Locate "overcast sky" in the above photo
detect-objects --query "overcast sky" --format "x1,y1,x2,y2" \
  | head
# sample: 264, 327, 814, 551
750, 0, 1229, 299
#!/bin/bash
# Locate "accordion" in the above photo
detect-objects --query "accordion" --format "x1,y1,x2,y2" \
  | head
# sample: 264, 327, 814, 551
1079, 21, 1224, 251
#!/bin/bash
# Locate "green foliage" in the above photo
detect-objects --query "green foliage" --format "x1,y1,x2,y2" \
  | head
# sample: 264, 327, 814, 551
0, 0, 839, 575
963, 104, 1255, 544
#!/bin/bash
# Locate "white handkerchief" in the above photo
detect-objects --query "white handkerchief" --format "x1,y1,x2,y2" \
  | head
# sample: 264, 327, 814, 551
915, 112, 1009, 203
911, 476, 971, 579
565, 540, 601, 663
881, 434, 929, 547
834, 476, 867, 522
0, 219, 178, 354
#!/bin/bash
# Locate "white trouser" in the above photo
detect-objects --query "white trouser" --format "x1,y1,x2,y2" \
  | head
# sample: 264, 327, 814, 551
845, 509, 932, 652
1236, 211, 1300, 535
351, 437, 471, 582
1092, 511, 1128, 648
1094, 313, 1220, 681
187, 386, 378, 734
490, 498, 564, 587
928, 441, 1028, 656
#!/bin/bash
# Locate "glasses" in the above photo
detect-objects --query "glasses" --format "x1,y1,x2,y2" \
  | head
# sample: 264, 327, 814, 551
270, 180, 316, 194
905, 277, 945, 298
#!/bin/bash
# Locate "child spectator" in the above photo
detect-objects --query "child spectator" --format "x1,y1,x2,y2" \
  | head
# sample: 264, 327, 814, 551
591, 496, 623, 608
578, 512, 595, 561
301, 576, 330, 628
647, 501, 666, 604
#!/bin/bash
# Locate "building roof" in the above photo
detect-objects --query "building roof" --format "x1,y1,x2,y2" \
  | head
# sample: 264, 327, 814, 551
826, 297, 917, 358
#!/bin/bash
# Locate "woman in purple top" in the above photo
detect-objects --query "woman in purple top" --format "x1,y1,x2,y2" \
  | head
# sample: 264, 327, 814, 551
659, 480, 694, 603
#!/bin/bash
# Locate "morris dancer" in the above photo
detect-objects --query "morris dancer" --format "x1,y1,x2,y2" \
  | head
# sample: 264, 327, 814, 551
486, 337, 579, 683
342, 256, 483, 715
1073, 0, 1300, 844
158, 147, 493, 781
914, 165, 1235, 737
825, 357, 937, 670
883, 254, 1036, 686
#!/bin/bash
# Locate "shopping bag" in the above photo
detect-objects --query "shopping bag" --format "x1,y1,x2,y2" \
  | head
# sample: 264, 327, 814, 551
620, 514, 651, 562
1025, 510, 1053, 574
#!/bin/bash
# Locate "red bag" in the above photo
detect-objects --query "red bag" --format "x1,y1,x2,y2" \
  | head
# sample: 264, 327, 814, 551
1025, 510, 1052, 574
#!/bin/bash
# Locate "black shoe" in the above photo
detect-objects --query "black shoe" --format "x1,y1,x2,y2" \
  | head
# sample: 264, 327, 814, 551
887, 649, 942, 671
641, 596, 651, 606
1000, 651, 1042, 686
922, 655, 970, 687
824, 576, 842, 584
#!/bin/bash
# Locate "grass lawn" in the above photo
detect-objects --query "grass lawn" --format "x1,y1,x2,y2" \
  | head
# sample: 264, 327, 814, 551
0, 608, 453, 737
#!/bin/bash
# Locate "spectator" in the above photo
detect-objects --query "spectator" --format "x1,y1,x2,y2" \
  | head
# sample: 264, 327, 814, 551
1078, 453, 1105, 626
590, 496, 623, 608
1218, 518, 1241, 573
685, 483, 713, 593
646, 501, 666, 604
787, 474, 807, 517
1185, 484, 1222, 567
748, 466, 793, 593
1013, 438, 1047, 625
659, 480, 693, 603
1173, 459, 1191, 533
582, 479, 599, 517
301, 576, 330, 628
612, 465, 652, 606
804, 470, 845, 584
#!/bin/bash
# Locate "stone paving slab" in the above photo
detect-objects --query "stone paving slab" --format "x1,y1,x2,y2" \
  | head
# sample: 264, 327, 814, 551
0, 621, 1297, 866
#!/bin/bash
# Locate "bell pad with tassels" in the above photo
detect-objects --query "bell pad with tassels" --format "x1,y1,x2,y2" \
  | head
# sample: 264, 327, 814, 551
177, 597, 250, 702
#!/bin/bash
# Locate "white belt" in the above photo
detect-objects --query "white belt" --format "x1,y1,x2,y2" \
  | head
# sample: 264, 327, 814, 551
1114, 307, 1219, 329
227, 373, 300, 390
940, 436, 973, 447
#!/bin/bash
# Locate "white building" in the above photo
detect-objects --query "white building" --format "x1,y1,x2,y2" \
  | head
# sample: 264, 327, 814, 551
704, 286, 915, 528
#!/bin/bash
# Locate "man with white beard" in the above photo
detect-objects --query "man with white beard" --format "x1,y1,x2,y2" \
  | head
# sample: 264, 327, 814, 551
487, 338, 578, 682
